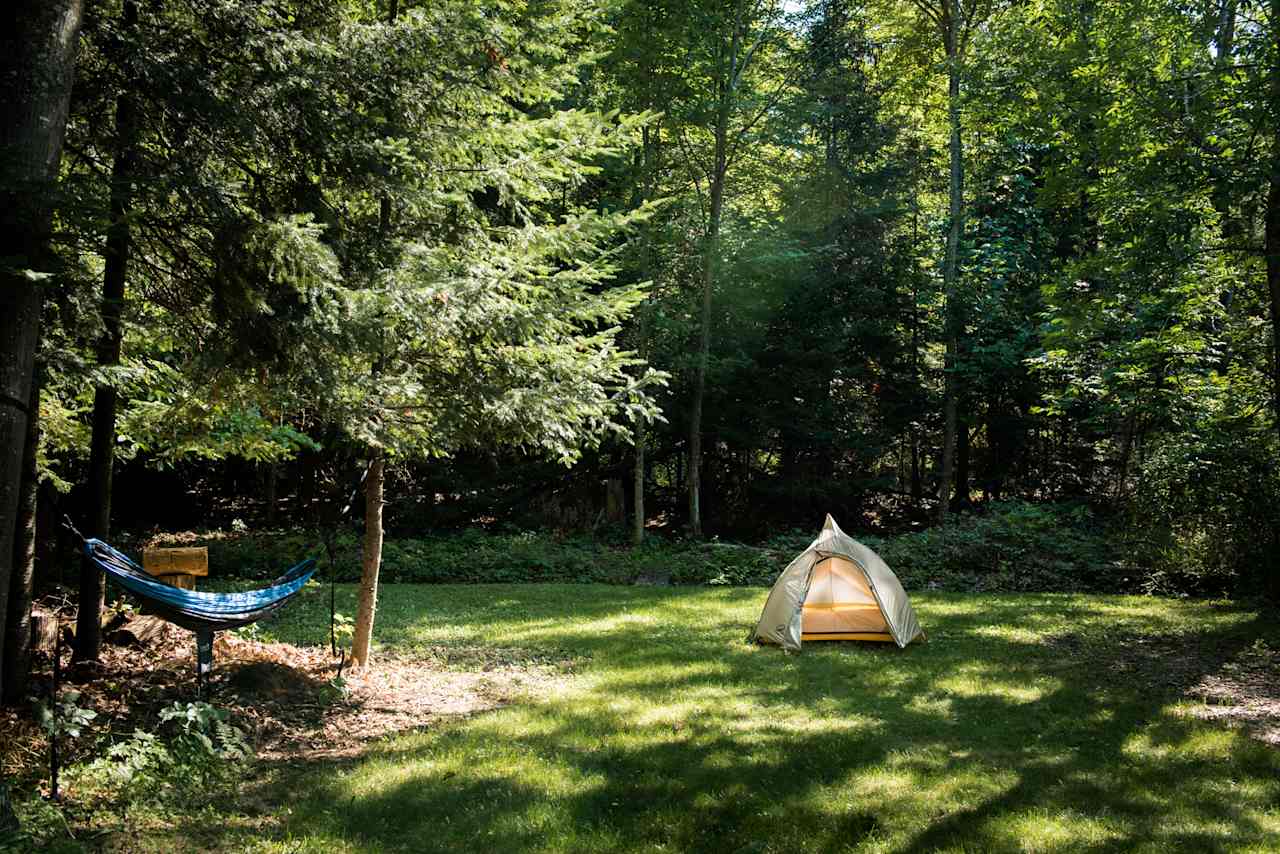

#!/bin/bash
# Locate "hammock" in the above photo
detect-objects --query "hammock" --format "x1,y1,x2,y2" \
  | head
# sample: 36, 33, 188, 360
82, 538, 316, 684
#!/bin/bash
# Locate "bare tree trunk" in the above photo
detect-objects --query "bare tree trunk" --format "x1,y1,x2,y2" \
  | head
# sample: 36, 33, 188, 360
3, 371, 41, 705
1266, 0, 1280, 601
688, 139, 725, 538
955, 418, 970, 508
1268, 0, 1280, 445
75, 0, 139, 663
348, 0, 401, 666
936, 0, 963, 523
350, 453, 384, 668
910, 206, 924, 507
0, 0, 85, 699
689, 2, 750, 539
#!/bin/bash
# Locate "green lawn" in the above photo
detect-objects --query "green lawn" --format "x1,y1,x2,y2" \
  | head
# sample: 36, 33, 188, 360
197, 586, 1277, 852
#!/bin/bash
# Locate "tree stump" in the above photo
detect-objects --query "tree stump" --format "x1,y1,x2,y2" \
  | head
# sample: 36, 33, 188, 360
29, 608, 58, 653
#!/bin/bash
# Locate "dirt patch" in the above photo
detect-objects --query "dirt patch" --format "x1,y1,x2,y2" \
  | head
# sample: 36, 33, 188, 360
212, 632, 573, 761
1185, 640, 1280, 747
1045, 631, 1280, 747
0, 612, 575, 784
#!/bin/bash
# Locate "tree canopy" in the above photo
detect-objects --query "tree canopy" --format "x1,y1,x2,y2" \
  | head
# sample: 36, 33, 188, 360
1, 0, 1278, 693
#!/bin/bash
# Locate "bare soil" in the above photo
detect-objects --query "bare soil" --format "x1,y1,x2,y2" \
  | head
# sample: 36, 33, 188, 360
0, 610, 573, 787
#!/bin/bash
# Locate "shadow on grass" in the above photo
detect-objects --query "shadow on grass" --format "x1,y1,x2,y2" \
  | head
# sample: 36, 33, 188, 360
215, 589, 1278, 852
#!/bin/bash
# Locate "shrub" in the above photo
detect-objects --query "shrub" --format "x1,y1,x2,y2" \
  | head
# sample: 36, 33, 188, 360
871, 501, 1120, 593
1126, 425, 1280, 597
151, 502, 1138, 595
69, 701, 250, 811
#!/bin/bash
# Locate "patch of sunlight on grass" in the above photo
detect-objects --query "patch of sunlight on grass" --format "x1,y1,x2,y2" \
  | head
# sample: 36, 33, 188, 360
1123, 719, 1248, 761
727, 708, 882, 735
997, 808, 1123, 851
935, 663, 1057, 703
158, 587, 1280, 852
906, 694, 954, 718
971, 624, 1048, 644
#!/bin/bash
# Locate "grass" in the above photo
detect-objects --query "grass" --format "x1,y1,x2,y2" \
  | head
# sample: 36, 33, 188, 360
177, 586, 1278, 851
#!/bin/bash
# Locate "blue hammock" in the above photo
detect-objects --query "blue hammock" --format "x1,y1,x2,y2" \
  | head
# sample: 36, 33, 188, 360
82, 538, 316, 683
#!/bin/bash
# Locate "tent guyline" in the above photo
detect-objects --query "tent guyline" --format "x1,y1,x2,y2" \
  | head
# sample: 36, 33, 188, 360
68, 519, 316, 686
750, 514, 924, 651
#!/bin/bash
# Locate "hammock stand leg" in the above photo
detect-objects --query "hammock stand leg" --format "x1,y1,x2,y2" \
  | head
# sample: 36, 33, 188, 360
196, 629, 214, 694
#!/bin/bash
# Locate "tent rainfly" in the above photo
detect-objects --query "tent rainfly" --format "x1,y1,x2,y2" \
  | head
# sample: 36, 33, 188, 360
750, 514, 923, 651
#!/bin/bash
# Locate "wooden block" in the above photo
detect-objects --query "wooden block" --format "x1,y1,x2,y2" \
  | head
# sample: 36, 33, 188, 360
143, 546, 208, 577
156, 573, 196, 590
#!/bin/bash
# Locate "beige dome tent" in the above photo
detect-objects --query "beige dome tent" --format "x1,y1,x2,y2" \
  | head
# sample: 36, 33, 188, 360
750, 515, 923, 651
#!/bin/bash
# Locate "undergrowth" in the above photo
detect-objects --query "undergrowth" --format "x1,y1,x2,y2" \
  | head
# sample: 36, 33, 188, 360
138, 500, 1163, 595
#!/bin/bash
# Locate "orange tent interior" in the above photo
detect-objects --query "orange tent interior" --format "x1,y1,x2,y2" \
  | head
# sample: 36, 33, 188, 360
801, 556, 894, 642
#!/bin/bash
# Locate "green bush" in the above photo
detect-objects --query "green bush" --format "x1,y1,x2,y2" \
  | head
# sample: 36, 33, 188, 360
1126, 425, 1280, 597
869, 501, 1120, 593
156, 500, 1126, 594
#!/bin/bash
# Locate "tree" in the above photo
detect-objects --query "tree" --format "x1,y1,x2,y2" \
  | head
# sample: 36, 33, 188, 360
74, 0, 141, 664
253, 1, 666, 667
900, 0, 998, 519
0, 0, 85, 701
676, 0, 792, 536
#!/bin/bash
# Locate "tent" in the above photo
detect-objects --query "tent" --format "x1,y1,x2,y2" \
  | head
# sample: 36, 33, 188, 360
750, 515, 923, 650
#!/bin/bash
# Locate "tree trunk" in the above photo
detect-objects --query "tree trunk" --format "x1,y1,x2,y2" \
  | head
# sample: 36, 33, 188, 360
349, 0, 400, 667
688, 137, 726, 538
2, 371, 41, 705
1268, 0, 1280, 444
0, 0, 85, 700
935, 1, 963, 523
350, 453, 384, 668
909, 218, 924, 507
1266, 0, 1280, 600
632, 427, 646, 546
955, 418, 970, 508
689, 4, 748, 539
75, 0, 139, 663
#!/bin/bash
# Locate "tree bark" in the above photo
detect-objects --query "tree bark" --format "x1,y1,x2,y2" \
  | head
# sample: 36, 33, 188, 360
75, 0, 140, 662
349, 0, 399, 667
689, 1, 752, 538
688, 123, 727, 538
935, 0, 963, 523
350, 452, 384, 668
2, 371, 41, 705
0, 0, 85, 700
1266, 0, 1280, 600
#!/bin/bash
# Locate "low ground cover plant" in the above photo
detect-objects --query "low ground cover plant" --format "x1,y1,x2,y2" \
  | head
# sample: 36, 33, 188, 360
150, 500, 1148, 595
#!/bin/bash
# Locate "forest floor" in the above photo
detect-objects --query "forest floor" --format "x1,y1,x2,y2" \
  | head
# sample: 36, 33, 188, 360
4, 586, 1280, 852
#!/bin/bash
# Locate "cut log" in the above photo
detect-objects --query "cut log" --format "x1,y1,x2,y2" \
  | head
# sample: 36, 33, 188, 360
106, 614, 167, 646
29, 608, 58, 653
